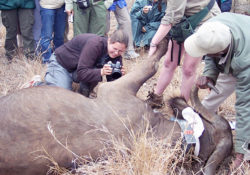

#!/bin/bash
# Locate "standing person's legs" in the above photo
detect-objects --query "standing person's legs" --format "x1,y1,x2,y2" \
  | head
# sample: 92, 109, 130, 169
146, 40, 182, 108
155, 41, 184, 95
16, 21, 23, 48
105, 11, 110, 35
202, 73, 236, 113
233, 70, 250, 167
53, 5, 66, 49
89, 4, 107, 36
18, 8, 35, 59
33, 0, 42, 49
73, 3, 89, 36
114, 6, 139, 59
1, 9, 18, 60
40, 7, 55, 63
181, 50, 202, 101
45, 54, 73, 90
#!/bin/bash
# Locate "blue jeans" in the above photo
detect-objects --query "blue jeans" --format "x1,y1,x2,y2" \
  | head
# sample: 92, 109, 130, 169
33, 0, 42, 49
45, 54, 73, 90
45, 54, 98, 97
40, 6, 66, 63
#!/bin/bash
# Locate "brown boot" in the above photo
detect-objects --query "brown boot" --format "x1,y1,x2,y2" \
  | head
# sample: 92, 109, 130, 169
146, 91, 164, 109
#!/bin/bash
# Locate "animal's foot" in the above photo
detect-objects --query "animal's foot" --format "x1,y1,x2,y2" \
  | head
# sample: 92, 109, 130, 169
145, 91, 164, 109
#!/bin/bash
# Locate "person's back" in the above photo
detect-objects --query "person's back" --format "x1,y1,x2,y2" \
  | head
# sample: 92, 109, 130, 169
184, 13, 250, 170
206, 12, 250, 74
55, 34, 108, 73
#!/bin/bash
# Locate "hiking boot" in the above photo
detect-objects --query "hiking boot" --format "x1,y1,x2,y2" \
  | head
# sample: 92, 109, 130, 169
123, 50, 139, 60
146, 91, 164, 109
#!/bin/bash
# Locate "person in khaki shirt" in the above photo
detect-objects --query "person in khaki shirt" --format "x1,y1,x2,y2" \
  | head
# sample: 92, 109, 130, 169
146, 0, 220, 108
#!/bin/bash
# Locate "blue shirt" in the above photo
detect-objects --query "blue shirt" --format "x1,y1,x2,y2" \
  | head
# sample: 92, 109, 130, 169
108, 0, 127, 11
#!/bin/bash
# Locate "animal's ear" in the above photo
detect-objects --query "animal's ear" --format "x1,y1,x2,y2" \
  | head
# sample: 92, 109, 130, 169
168, 97, 189, 119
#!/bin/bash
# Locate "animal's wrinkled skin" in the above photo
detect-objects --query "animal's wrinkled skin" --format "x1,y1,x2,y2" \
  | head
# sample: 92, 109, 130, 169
0, 38, 232, 175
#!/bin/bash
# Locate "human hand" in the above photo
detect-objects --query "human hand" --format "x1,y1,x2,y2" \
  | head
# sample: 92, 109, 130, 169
143, 6, 151, 14
142, 26, 146, 33
196, 76, 214, 89
66, 9, 73, 16
101, 64, 112, 76
121, 66, 126, 75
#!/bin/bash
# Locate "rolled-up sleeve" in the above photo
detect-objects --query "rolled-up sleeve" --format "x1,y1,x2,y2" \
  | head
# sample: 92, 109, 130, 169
202, 56, 220, 83
161, 0, 187, 25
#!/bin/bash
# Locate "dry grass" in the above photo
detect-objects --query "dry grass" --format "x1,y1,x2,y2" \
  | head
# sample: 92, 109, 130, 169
0, 2, 249, 174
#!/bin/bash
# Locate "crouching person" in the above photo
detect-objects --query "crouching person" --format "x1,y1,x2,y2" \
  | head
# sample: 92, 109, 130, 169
184, 12, 250, 171
44, 29, 128, 97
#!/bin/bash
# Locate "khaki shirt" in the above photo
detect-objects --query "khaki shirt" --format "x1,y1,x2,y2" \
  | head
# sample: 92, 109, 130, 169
161, 0, 221, 26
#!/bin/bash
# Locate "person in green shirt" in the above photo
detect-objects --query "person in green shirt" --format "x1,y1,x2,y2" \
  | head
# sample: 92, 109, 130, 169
184, 12, 250, 171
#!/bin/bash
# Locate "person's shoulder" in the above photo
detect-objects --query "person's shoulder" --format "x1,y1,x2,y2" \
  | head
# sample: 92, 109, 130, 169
73, 34, 107, 45
73, 33, 100, 43
82, 35, 108, 51
75, 33, 98, 39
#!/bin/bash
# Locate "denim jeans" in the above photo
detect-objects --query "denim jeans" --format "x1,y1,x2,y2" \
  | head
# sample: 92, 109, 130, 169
40, 5, 66, 63
45, 54, 73, 90
45, 54, 98, 97
33, 0, 42, 49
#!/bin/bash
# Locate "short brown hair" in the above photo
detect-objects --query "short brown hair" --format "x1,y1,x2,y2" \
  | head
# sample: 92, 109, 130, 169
109, 29, 129, 48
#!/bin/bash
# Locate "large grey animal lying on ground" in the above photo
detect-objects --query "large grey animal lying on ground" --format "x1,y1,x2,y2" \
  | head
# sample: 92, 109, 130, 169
0, 38, 232, 175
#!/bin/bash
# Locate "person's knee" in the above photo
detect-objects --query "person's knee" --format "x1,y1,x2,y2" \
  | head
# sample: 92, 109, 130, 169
182, 60, 199, 77
163, 57, 177, 71
182, 66, 196, 77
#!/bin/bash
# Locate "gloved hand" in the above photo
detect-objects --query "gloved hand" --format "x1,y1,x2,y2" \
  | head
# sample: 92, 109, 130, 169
196, 76, 214, 89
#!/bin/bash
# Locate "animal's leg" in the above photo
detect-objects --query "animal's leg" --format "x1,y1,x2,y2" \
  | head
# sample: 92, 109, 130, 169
112, 38, 169, 95
204, 138, 232, 175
